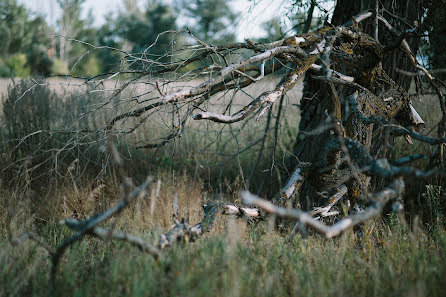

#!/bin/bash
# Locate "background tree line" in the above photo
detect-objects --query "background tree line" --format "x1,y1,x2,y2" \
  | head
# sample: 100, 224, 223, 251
0, 0, 242, 77
1, 0, 442, 79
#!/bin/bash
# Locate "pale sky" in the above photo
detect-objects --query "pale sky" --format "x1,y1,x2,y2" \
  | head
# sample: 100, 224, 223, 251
18, 0, 292, 41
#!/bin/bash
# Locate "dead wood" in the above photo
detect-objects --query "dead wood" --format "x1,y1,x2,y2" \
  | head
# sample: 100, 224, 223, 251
9, 8, 446, 290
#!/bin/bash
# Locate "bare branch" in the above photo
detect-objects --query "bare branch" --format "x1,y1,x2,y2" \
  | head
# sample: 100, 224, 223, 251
161, 45, 309, 103
11, 232, 55, 254
193, 62, 310, 123
61, 220, 161, 258
157, 202, 261, 249
242, 178, 404, 238
310, 184, 348, 217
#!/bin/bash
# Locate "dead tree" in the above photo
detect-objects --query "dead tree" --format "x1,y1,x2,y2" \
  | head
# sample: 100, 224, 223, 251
11, 7, 446, 287
90, 8, 445, 220
294, 0, 429, 210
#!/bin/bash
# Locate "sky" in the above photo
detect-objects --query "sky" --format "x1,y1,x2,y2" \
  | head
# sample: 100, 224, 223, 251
18, 0, 292, 41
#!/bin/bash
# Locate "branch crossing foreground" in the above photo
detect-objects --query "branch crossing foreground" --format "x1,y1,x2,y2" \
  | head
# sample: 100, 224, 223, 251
10, 10, 446, 290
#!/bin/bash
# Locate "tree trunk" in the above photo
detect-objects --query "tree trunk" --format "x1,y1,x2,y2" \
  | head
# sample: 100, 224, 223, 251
290, 0, 424, 210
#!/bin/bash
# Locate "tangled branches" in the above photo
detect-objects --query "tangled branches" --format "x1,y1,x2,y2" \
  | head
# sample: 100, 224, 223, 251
9, 8, 446, 291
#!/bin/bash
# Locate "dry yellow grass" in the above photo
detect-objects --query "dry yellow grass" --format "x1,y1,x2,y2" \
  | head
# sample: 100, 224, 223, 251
1, 171, 445, 297
1, 76, 446, 297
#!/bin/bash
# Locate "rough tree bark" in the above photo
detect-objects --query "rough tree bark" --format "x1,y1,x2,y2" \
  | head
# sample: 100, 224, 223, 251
11, 5, 446, 288
291, 0, 425, 210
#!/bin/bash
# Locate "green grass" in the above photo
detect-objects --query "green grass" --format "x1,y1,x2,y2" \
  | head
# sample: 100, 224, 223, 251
1, 78, 445, 297
1, 216, 445, 297
1, 171, 445, 297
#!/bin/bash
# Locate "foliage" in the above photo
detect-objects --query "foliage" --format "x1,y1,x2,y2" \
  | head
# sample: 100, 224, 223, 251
92, 2, 179, 72
0, 22, 11, 56
95, 16, 123, 73
0, 0, 31, 54
0, 62, 12, 77
51, 58, 69, 75
120, 3, 177, 56
181, 0, 238, 44
0, 0, 53, 75
5, 54, 30, 77
26, 45, 53, 76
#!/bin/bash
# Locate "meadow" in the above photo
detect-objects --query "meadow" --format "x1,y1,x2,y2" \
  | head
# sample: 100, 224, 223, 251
0, 76, 445, 297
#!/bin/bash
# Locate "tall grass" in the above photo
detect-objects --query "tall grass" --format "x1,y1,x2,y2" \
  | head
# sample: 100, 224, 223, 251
1, 177, 445, 297
1, 78, 446, 297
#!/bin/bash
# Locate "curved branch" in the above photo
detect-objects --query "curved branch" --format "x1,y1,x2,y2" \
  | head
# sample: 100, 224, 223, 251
242, 178, 404, 238
161, 45, 309, 103
157, 202, 261, 249
192, 56, 316, 123
347, 92, 446, 145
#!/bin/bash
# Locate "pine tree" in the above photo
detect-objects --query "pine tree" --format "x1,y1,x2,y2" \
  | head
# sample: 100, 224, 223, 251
181, 0, 239, 44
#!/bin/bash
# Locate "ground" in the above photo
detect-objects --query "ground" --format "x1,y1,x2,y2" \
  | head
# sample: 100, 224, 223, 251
0, 77, 445, 297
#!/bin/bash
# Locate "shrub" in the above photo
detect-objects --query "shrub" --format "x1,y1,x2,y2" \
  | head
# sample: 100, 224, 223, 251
2, 79, 59, 156
0, 79, 108, 187
0, 62, 11, 77
51, 58, 69, 75
5, 54, 30, 77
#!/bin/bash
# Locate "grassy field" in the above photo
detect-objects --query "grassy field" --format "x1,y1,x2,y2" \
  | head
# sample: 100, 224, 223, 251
1, 173, 445, 297
1, 77, 445, 297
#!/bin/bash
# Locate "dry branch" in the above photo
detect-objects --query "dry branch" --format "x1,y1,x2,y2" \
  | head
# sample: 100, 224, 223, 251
192, 61, 312, 123
11, 232, 55, 254
310, 184, 348, 217
157, 202, 261, 249
161, 45, 309, 104
60, 220, 161, 257
9, 11, 446, 291
49, 177, 152, 287
242, 178, 404, 238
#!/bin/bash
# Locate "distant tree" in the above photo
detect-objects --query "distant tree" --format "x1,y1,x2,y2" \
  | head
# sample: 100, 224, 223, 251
56, 0, 103, 76
0, 0, 53, 76
26, 17, 53, 76
0, 0, 30, 54
96, 15, 123, 73
180, 0, 239, 44
0, 22, 11, 56
117, 2, 177, 54
96, 1, 177, 71
56, 0, 86, 63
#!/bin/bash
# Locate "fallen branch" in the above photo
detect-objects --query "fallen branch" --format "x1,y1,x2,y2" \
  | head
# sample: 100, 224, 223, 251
11, 232, 55, 255
50, 177, 152, 288
242, 178, 404, 238
310, 184, 348, 217
60, 219, 161, 258
157, 202, 261, 249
